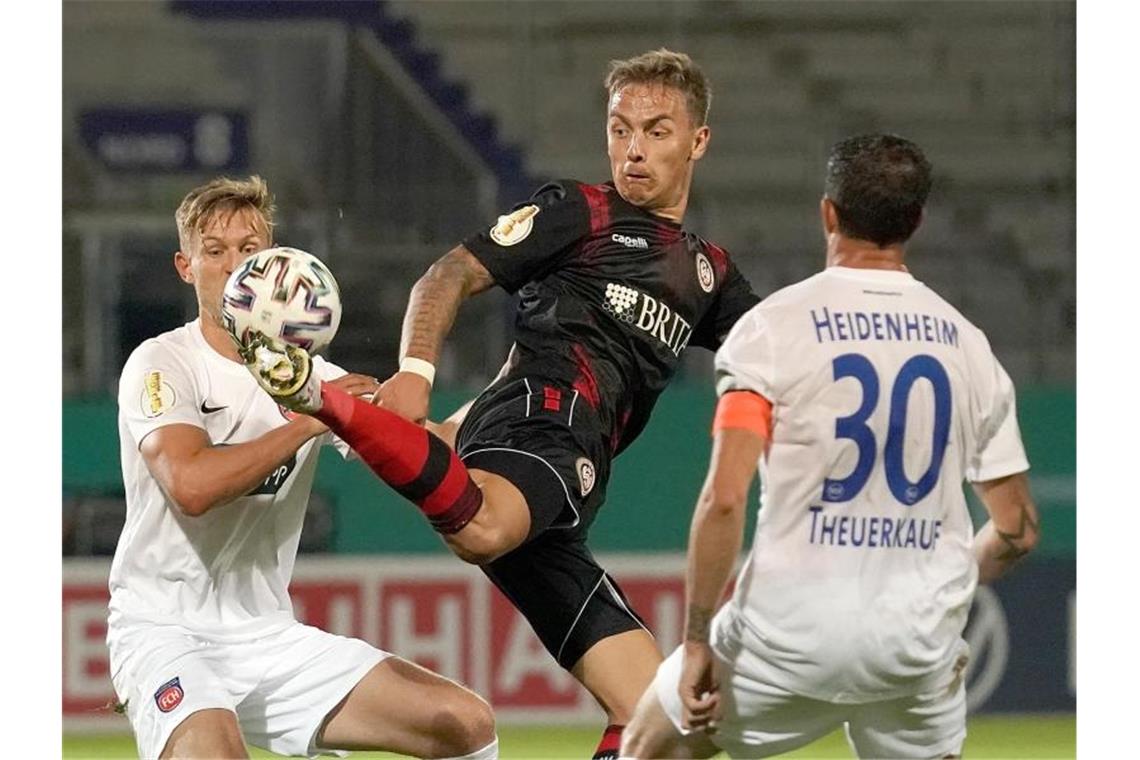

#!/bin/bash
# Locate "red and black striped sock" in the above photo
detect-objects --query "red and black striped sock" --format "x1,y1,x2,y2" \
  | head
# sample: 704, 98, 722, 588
315, 384, 482, 534
591, 724, 624, 760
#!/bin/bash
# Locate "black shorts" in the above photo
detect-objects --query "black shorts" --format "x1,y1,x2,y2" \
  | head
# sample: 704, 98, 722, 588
481, 530, 649, 669
455, 377, 648, 668
456, 376, 611, 537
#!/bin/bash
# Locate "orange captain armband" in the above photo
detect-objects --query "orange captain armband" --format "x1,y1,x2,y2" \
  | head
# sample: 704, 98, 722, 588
712, 390, 773, 439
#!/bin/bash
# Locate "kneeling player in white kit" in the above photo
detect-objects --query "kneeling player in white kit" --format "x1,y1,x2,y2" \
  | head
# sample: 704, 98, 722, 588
623, 134, 1040, 759
109, 176, 498, 759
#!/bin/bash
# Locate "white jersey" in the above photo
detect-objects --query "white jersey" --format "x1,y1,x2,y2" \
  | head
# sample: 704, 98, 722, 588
713, 267, 1028, 703
109, 319, 350, 640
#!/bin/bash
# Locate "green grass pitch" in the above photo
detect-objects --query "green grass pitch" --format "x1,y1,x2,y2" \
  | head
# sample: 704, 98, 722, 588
63, 714, 1074, 758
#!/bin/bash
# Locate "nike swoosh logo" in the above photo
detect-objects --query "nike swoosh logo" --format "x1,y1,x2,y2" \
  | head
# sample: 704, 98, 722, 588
200, 400, 227, 414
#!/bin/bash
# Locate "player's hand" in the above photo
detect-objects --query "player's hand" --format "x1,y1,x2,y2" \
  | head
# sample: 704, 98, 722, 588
679, 641, 720, 734
376, 371, 432, 424
329, 372, 384, 400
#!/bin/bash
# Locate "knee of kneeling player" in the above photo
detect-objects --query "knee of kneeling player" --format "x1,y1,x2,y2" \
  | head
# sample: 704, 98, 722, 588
619, 726, 650, 758
428, 693, 496, 757
621, 726, 687, 760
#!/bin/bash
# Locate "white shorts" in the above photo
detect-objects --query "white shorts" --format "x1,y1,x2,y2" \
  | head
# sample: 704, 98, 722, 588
109, 621, 390, 759
652, 645, 966, 759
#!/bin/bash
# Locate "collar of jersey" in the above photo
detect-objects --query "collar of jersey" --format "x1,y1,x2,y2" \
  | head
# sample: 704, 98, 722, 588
603, 181, 684, 229
825, 266, 917, 284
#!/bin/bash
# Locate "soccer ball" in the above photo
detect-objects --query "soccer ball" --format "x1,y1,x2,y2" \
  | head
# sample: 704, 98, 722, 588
221, 247, 342, 353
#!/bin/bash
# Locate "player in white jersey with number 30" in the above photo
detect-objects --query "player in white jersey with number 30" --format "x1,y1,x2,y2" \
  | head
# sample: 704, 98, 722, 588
623, 134, 1040, 759
109, 176, 497, 760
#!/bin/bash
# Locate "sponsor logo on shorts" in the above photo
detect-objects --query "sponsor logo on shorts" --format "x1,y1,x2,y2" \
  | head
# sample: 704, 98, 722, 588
154, 677, 184, 713
141, 370, 176, 418
576, 457, 596, 497
489, 204, 540, 246
696, 252, 715, 293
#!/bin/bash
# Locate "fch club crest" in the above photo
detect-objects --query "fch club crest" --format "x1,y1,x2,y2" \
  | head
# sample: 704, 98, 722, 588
154, 676, 184, 713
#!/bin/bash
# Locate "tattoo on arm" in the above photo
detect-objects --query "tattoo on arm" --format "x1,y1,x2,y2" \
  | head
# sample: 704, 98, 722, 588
401, 248, 494, 361
686, 605, 715, 643
995, 503, 1040, 561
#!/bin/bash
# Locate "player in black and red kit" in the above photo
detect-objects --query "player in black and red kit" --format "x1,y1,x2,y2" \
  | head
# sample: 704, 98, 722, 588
236, 50, 759, 759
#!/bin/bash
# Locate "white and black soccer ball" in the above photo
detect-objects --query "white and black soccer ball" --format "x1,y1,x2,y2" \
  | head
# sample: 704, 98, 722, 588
221, 247, 342, 353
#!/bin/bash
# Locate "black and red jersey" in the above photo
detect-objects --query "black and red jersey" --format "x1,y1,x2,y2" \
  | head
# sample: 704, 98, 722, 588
463, 180, 760, 456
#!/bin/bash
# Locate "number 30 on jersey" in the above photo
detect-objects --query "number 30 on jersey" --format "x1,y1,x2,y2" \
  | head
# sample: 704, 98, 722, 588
823, 353, 951, 506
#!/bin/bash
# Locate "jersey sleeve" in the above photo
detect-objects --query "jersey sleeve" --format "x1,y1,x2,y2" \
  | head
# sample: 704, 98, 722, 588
312, 356, 356, 461
966, 352, 1030, 482
713, 305, 777, 401
462, 180, 591, 293
313, 355, 347, 383
117, 340, 203, 448
690, 256, 761, 350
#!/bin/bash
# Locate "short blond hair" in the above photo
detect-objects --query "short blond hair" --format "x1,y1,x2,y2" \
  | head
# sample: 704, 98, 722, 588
175, 175, 275, 250
604, 48, 712, 126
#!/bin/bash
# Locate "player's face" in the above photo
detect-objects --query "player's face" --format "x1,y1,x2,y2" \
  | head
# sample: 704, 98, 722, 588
607, 83, 710, 220
175, 207, 270, 324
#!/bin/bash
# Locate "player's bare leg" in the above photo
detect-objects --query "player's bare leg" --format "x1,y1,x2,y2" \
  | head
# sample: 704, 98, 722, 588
317, 658, 496, 759
622, 683, 720, 759
562, 628, 667, 758
572, 630, 662, 724
160, 708, 248, 759
240, 336, 532, 563
442, 469, 531, 563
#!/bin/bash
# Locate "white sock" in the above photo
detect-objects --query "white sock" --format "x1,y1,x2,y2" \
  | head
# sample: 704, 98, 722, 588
439, 737, 499, 760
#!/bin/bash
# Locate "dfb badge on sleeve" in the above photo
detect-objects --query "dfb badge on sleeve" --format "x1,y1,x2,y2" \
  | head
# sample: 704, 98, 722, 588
140, 370, 176, 418
489, 204, 540, 247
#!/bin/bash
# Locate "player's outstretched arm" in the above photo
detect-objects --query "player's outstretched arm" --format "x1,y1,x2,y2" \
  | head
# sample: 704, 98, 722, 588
378, 245, 496, 424
682, 425, 765, 732
140, 373, 377, 516
141, 419, 324, 517
971, 472, 1040, 584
